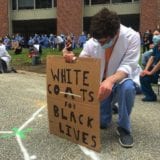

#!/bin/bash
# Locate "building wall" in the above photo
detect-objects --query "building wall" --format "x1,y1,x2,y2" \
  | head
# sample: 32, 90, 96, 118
140, 0, 159, 33
12, 8, 57, 20
1, 0, 160, 37
84, 2, 140, 17
57, 0, 83, 37
157, 0, 160, 29
0, 0, 9, 37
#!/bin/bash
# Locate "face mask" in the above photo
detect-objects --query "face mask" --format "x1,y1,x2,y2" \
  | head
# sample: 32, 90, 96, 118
152, 35, 160, 45
102, 39, 114, 49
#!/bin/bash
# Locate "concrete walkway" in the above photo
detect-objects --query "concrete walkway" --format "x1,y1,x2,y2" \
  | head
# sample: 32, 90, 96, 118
0, 71, 160, 160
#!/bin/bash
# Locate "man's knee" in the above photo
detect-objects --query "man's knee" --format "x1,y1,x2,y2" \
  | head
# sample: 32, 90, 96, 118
140, 75, 150, 84
120, 80, 135, 93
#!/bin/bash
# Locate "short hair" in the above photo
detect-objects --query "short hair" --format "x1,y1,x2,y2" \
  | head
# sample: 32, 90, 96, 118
90, 8, 120, 39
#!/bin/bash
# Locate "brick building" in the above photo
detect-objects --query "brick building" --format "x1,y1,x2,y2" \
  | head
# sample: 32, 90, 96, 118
0, 0, 9, 37
140, 0, 160, 34
0, 0, 159, 38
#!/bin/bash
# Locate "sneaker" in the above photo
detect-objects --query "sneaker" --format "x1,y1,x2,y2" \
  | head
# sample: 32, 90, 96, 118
100, 123, 111, 130
100, 126, 107, 130
116, 127, 134, 148
112, 105, 118, 114
11, 68, 17, 73
142, 96, 157, 102
100, 125, 108, 129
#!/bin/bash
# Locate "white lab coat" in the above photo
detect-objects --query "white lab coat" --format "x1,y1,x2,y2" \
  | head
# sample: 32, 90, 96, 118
0, 44, 11, 69
79, 24, 141, 86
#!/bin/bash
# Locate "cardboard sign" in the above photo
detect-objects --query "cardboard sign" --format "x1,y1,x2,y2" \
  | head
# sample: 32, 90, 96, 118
47, 55, 101, 152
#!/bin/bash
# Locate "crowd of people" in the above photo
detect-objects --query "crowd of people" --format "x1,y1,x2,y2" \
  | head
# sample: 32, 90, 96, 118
0, 32, 90, 67
140, 29, 160, 101
1, 32, 90, 52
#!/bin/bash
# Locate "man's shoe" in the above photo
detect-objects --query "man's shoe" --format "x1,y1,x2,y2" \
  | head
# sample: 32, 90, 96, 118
112, 105, 118, 114
100, 123, 111, 129
142, 97, 157, 102
116, 127, 134, 148
100, 125, 107, 129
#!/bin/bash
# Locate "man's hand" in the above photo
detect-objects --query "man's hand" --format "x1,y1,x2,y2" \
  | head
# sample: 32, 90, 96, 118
97, 71, 127, 101
63, 48, 76, 63
97, 78, 114, 101
140, 70, 151, 77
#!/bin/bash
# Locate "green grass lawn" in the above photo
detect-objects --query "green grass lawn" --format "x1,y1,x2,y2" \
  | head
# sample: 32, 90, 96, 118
9, 48, 82, 66
9, 47, 142, 67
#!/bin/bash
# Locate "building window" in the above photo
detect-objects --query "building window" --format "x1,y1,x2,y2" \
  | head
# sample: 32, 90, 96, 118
53, 0, 57, 7
12, 0, 17, 10
18, 0, 34, 9
84, 0, 90, 5
112, 0, 132, 3
91, 0, 110, 4
35, 0, 52, 9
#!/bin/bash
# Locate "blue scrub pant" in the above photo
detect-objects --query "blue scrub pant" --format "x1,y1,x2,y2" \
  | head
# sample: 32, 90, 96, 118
140, 74, 158, 99
100, 79, 136, 133
141, 50, 152, 67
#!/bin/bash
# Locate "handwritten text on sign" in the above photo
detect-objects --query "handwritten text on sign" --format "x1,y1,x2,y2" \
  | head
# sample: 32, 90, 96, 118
47, 56, 101, 152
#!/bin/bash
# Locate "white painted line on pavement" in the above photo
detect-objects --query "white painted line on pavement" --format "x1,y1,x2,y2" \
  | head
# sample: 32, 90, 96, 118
16, 135, 31, 160
38, 114, 43, 117
19, 105, 46, 131
0, 105, 46, 160
16, 105, 46, 160
79, 145, 100, 160
0, 131, 13, 134
30, 155, 37, 160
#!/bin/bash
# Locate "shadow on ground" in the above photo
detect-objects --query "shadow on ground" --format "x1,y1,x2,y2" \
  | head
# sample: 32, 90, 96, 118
13, 62, 46, 74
